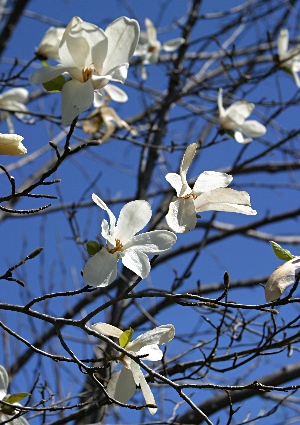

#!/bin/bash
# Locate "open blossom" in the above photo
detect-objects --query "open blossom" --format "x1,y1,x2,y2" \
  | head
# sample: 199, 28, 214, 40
83, 194, 176, 287
30, 16, 140, 125
218, 88, 266, 143
166, 143, 257, 233
278, 29, 300, 87
0, 133, 26, 155
0, 365, 29, 425
36, 27, 65, 60
265, 257, 300, 301
0, 88, 29, 133
134, 18, 184, 79
93, 322, 175, 414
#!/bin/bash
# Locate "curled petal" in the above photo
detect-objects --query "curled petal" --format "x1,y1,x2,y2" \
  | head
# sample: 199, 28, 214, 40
165, 173, 182, 196
114, 200, 152, 243
61, 79, 94, 125
234, 131, 251, 144
193, 171, 232, 195
241, 120, 266, 138
92, 322, 123, 338
179, 143, 197, 196
30, 64, 74, 85
145, 18, 158, 46
104, 84, 128, 102
107, 367, 136, 404
166, 197, 197, 234
223, 101, 254, 127
265, 257, 300, 301
82, 248, 118, 287
128, 324, 175, 353
135, 344, 163, 361
92, 193, 116, 235
103, 17, 140, 76
139, 373, 157, 414
122, 248, 150, 279
162, 37, 185, 52
195, 188, 256, 215
128, 230, 176, 253
0, 88, 29, 104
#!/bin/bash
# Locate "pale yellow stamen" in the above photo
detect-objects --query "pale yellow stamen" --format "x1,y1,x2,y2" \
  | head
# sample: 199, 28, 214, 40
180, 193, 197, 200
82, 68, 95, 82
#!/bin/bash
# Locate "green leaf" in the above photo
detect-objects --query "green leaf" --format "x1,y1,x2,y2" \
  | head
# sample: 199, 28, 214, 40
269, 241, 295, 261
119, 328, 134, 348
5, 392, 30, 404
86, 241, 102, 256
43, 75, 66, 92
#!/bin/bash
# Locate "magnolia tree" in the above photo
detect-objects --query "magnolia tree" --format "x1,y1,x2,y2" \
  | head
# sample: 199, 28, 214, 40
2, 1, 300, 424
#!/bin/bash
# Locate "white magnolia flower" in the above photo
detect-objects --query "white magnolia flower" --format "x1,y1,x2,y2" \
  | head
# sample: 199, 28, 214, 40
36, 26, 65, 60
0, 133, 27, 155
218, 88, 266, 143
93, 322, 175, 414
278, 29, 300, 87
265, 257, 300, 301
134, 18, 184, 79
30, 16, 140, 125
166, 143, 257, 233
83, 194, 176, 286
0, 365, 29, 425
0, 88, 29, 133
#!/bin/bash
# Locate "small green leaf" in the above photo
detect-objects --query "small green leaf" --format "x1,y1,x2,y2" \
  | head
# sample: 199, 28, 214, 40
43, 75, 66, 92
86, 241, 102, 256
119, 328, 134, 348
5, 392, 30, 404
269, 241, 295, 261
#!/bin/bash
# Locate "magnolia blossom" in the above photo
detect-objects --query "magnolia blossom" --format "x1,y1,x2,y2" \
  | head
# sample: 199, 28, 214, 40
36, 26, 65, 60
278, 29, 300, 87
93, 322, 175, 414
0, 365, 29, 425
83, 105, 136, 143
265, 257, 300, 301
0, 133, 27, 155
0, 88, 29, 133
218, 88, 266, 143
165, 143, 257, 233
83, 194, 176, 286
134, 18, 184, 79
30, 16, 140, 125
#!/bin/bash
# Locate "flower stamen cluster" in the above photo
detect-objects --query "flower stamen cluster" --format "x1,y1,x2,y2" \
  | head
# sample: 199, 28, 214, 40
82, 68, 95, 82
109, 239, 123, 254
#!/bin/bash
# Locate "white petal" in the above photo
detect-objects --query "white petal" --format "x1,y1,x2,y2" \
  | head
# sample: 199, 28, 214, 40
218, 88, 225, 117
30, 64, 73, 85
107, 368, 136, 404
61, 79, 94, 125
278, 29, 289, 56
128, 230, 176, 253
179, 143, 197, 196
93, 91, 105, 108
59, 16, 107, 70
139, 373, 157, 415
195, 188, 257, 215
0, 88, 28, 104
122, 248, 150, 279
234, 131, 249, 143
0, 365, 8, 398
165, 197, 197, 234
135, 344, 163, 361
92, 322, 122, 338
0, 133, 27, 155
145, 18, 157, 46
108, 63, 129, 84
103, 17, 140, 76
128, 324, 175, 353
165, 173, 182, 196
241, 120, 266, 138
82, 248, 118, 287
193, 171, 232, 194
92, 193, 116, 235
37, 26, 65, 61
225, 101, 254, 126
130, 360, 143, 385
162, 37, 185, 52
265, 257, 300, 302
104, 84, 128, 102
114, 200, 152, 243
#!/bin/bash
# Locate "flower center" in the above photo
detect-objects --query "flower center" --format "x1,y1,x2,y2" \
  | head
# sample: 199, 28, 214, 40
82, 68, 95, 82
181, 193, 197, 200
109, 239, 123, 254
